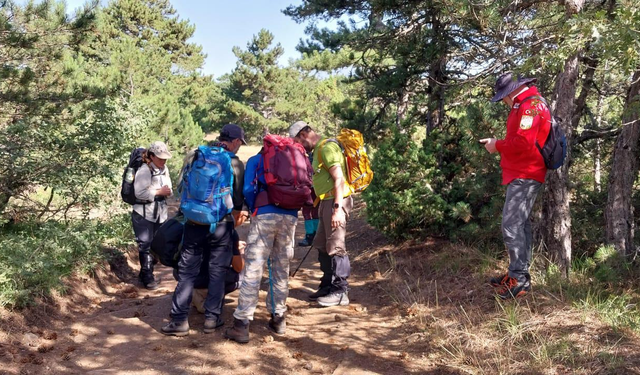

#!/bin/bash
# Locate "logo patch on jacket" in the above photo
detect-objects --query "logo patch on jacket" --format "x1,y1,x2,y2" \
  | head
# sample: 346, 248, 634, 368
520, 115, 534, 130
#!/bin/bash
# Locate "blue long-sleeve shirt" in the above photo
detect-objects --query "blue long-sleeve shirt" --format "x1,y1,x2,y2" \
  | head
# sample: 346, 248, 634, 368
243, 154, 299, 217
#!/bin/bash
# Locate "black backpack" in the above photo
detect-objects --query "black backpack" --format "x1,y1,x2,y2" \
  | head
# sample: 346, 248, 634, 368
150, 217, 183, 268
520, 96, 567, 170
120, 147, 149, 205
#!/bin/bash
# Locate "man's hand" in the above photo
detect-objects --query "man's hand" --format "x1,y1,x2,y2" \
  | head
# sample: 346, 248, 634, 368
156, 185, 172, 196
479, 138, 498, 154
331, 208, 346, 229
233, 210, 250, 227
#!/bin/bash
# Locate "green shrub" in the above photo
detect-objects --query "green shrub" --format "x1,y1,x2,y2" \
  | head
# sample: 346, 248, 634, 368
364, 126, 504, 243
0, 214, 133, 308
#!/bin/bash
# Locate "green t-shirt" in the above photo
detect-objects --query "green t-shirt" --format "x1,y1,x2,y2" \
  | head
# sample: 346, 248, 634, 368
313, 138, 349, 200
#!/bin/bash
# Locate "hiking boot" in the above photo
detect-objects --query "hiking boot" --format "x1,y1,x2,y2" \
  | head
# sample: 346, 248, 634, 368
298, 233, 315, 247
489, 273, 509, 288
139, 275, 162, 290
203, 316, 224, 334
496, 275, 531, 300
161, 320, 189, 337
268, 313, 286, 335
139, 252, 160, 290
224, 318, 250, 344
317, 291, 349, 307
308, 285, 331, 300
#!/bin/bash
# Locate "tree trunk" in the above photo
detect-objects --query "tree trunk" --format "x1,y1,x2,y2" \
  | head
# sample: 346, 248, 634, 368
0, 192, 11, 217
594, 76, 606, 193
594, 138, 601, 193
396, 87, 410, 130
572, 55, 598, 130
426, 12, 446, 136
541, 53, 580, 277
605, 68, 640, 257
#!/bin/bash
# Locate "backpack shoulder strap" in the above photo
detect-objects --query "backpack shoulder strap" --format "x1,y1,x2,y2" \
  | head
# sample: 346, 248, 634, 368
518, 95, 550, 109
316, 138, 343, 172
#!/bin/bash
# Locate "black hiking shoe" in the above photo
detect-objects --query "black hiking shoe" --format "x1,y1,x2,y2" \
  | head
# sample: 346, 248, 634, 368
203, 316, 224, 334
308, 286, 331, 301
268, 313, 286, 335
224, 318, 250, 344
496, 275, 531, 300
317, 291, 349, 307
142, 276, 161, 290
490, 273, 509, 288
161, 320, 189, 337
298, 233, 315, 247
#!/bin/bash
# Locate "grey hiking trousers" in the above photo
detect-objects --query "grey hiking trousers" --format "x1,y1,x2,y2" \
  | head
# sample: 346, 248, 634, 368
502, 178, 542, 281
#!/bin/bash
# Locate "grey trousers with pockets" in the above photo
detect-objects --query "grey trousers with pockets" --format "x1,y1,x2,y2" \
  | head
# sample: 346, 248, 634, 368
502, 178, 543, 281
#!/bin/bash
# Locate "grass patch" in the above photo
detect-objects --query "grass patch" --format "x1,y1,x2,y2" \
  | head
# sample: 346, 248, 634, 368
573, 289, 640, 331
0, 214, 134, 308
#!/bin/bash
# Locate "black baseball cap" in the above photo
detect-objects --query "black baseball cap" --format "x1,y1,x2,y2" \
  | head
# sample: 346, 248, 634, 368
220, 123, 247, 145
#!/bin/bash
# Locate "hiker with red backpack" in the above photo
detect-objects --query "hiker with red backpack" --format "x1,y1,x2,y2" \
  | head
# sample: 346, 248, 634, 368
125, 141, 173, 290
480, 72, 566, 299
162, 124, 249, 337
225, 133, 313, 343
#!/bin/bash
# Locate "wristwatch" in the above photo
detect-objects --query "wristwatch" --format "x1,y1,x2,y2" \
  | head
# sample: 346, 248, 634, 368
333, 203, 341, 209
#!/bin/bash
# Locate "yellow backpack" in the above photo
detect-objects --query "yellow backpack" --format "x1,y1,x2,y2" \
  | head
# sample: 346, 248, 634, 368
318, 128, 373, 194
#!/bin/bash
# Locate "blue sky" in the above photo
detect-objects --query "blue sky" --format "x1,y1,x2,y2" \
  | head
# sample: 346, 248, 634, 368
63, 0, 317, 78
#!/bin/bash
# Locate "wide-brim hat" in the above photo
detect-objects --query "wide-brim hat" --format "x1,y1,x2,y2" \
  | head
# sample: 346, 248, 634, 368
490, 73, 537, 102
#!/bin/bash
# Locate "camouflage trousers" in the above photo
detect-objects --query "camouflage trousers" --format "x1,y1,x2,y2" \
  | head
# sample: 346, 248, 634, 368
233, 213, 297, 321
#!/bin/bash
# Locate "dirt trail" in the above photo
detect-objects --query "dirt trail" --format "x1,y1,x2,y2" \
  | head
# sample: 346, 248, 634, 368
5, 202, 437, 375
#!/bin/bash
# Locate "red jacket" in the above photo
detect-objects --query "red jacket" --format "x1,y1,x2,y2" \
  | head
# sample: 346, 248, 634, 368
495, 86, 551, 185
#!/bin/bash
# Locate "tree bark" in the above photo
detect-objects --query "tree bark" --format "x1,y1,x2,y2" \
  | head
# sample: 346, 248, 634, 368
396, 87, 410, 129
541, 53, 580, 277
605, 67, 640, 257
594, 138, 601, 193
426, 12, 446, 136
594, 74, 607, 193
572, 55, 598, 130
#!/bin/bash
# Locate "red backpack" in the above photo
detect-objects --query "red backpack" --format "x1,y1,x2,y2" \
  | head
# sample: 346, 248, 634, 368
255, 134, 313, 210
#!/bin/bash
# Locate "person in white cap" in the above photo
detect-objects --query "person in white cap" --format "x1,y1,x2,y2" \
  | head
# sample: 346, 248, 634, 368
132, 141, 173, 290
289, 121, 353, 307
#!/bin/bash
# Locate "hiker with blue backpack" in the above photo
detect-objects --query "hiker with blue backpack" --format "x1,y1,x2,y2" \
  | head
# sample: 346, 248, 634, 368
480, 72, 566, 299
162, 124, 249, 337
225, 133, 313, 343
124, 141, 173, 290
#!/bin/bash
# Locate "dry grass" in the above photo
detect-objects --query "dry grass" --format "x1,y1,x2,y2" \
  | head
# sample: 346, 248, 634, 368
347, 211, 640, 374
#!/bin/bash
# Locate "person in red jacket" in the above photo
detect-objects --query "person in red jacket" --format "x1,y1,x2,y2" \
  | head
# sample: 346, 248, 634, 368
480, 73, 551, 299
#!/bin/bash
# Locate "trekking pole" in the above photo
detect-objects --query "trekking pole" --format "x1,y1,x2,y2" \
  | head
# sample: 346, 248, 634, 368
290, 246, 313, 278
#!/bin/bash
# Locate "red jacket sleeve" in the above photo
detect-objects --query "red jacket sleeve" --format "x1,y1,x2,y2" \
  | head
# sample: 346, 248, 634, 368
495, 101, 545, 156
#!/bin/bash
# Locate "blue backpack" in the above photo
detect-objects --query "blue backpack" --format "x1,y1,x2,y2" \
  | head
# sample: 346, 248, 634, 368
180, 146, 234, 231
521, 95, 567, 170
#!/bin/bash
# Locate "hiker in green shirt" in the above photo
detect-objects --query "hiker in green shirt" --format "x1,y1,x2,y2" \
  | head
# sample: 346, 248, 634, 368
289, 121, 353, 307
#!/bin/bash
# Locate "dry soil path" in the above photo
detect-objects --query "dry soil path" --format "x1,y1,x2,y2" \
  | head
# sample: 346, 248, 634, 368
24, 213, 428, 375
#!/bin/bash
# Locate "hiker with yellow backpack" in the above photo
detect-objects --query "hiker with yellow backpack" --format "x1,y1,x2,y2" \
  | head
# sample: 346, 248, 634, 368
289, 121, 373, 307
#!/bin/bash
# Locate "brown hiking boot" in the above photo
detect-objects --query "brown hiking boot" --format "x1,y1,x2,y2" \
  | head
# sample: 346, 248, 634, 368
224, 318, 250, 344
